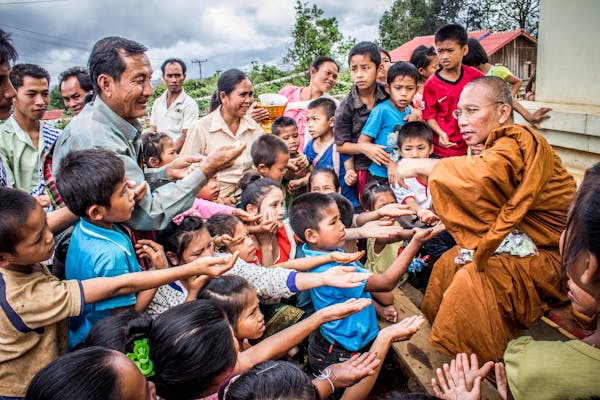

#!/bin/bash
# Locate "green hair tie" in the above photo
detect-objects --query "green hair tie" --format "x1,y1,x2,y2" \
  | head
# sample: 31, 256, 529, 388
127, 338, 155, 377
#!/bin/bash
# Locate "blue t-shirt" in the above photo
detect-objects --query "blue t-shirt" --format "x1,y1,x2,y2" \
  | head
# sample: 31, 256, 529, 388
302, 244, 379, 351
65, 218, 141, 348
304, 139, 359, 207
361, 100, 411, 178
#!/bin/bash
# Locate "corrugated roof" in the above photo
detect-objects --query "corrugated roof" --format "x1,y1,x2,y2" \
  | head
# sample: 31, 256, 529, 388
42, 109, 65, 120
389, 29, 537, 62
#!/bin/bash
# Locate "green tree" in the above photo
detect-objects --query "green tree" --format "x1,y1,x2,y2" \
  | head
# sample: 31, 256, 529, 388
378, 0, 429, 50
284, 1, 343, 72
48, 85, 64, 111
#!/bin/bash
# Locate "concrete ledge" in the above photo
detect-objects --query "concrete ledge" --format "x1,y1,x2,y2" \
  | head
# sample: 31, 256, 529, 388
514, 100, 600, 180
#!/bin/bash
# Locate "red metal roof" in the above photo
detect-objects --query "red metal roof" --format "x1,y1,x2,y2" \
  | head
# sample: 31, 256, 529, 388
389, 29, 537, 62
42, 109, 65, 120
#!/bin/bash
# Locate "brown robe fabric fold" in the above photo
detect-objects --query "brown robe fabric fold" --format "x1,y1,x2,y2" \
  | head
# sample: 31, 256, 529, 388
421, 124, 576, 361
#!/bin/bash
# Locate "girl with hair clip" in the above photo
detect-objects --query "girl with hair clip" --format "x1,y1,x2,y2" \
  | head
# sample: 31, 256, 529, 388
26, 346, 157, 400
84, 301, 379, 400
180, 69, 262, 202
279, 56, 340, 153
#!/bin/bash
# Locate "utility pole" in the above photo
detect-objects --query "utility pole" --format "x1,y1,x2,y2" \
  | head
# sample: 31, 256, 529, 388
190, 59, 208, 79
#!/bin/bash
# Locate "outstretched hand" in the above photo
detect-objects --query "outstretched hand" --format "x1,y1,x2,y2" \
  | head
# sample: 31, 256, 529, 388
380, 315, 425, 342
328, 352, 381, 389
322, 266, 372, 288
527, 107, 551, 129
188, 251, 239, 277
318, 298, 373, 322
329, 250, 365, 264
432, 361, 481, 400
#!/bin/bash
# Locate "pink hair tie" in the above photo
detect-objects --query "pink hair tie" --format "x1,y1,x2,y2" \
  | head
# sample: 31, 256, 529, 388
172, 209, 203, 225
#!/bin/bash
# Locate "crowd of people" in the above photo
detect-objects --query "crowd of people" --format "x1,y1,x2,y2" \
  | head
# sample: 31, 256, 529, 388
0, 22, 598, 400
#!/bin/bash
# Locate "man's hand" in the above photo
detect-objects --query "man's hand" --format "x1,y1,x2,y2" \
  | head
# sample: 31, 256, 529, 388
165, 154, 205, 180
362, 142, 391, 166
201, 144, 246, 178
437, 131, 457, 148
416, 208, 440, 225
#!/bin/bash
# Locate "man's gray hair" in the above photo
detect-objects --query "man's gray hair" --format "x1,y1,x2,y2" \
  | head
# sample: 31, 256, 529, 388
466, 76, 514, 118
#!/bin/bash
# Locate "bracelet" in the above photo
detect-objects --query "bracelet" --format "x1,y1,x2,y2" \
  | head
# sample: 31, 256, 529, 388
316, 367, 335, 393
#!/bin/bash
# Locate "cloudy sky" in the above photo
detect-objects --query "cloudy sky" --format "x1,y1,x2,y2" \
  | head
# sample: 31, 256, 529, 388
1, 0, 391, 84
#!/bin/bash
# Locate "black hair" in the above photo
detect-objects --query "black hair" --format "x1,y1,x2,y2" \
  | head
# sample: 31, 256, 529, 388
463, 38, 489, 67
250, 134, 289, 168
198, 275, 255, 331
157, 216, 207, 263
289, 192, 336, 242
207, 214, 242, 252
10, 63, 50, 89
328, 192, 353, 228
311, 55, 339, 72
25, 347, 122, 400
83, 309, 148, 352
396, 121, 434, 148
0, 29, 18, 64
271, 116, 297, 136
58, 66, 93, 92
160, 58, 187, 75
308, 168, 340, 191
409, 45, 437, 71
0, 187, 38, 254
55, 149, 126, 218
348, 41, 381, 67
88, 36, 148, 95
387, 61, 419, 86
360, 181, 395, 212
379, 47, 391, 61
434, 24, 468, 47
223, 361, 318, 400
141, 132, 172, 167
210, 69, 250, 112
563, 162, 600, 282
238, 173, 283, 211
82, 301, 236, 399
307, 97, 336, 119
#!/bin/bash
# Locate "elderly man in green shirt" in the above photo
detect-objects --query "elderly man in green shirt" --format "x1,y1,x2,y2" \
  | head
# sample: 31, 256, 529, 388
52, 37, 243, 231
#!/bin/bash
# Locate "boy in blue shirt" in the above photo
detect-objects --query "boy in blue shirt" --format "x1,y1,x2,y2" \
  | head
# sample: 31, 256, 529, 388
289, 192, 439, 374
303, 97, 359, 209
56, 148, 169, 347
359, 62, 419, 184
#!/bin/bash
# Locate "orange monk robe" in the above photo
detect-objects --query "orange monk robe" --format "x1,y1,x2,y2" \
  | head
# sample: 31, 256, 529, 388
421, 125, 576, 361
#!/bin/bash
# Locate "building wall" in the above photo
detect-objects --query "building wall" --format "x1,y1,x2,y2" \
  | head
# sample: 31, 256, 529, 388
489, 37, 536, 81
532, 0, 600, 181
537, 0, 600, 106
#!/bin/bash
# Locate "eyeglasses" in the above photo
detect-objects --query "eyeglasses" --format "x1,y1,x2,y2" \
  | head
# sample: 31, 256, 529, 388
452, 102, 504, 120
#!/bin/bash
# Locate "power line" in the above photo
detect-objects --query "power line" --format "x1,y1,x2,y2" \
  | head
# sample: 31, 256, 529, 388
190, 59, 208, 79
0, 23, 91, 47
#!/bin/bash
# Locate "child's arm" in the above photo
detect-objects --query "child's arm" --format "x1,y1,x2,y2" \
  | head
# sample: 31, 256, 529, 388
133, 240, 170, 312
235, 298, 372, 373
425, 119, 456, 149
343, 156, 357, 187
80, 253, 238, 305
365, 226, 444, 292
277, 250, 364, 271
355, 203, 414, 226
402, 197, 439, 225
357, 134, 390, 166
47, 207, 77, 234
341, 316, 425, 400
504, 74, 522, 98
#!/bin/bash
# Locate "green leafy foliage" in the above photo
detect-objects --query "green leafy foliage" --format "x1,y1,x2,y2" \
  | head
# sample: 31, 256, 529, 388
283, 1, 343, 72
48, 85, 65, 111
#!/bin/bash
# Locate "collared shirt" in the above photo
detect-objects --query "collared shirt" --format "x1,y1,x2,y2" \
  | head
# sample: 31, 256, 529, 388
0, 116, 61, 195
180, 106, 264, 185
150, 89, 199, 141
302, 244, 378, 351
333, 82, 389, 170
52, 97, 208, 231
0, 264, 82, 397
65, 218, 142, 348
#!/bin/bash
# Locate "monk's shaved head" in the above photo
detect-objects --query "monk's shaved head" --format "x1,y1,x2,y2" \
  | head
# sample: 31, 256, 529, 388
466, 76, 514, 119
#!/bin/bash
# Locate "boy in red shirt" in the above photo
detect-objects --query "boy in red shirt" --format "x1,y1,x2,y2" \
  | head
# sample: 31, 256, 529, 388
423, 24, 483, 157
